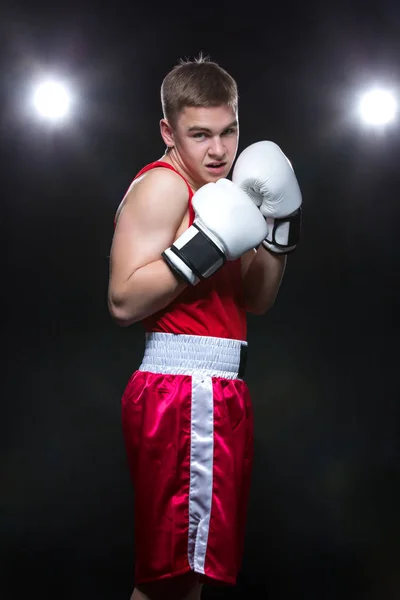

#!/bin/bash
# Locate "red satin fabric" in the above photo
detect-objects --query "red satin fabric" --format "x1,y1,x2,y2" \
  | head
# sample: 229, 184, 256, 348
121, 370, 254, 586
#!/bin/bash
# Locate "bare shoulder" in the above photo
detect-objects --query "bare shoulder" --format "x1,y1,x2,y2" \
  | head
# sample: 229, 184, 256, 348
115, 167, 189, 224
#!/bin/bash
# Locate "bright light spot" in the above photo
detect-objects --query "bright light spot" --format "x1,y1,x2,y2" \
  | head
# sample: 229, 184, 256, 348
32, 80, 72, 122
358, 88, 397, 126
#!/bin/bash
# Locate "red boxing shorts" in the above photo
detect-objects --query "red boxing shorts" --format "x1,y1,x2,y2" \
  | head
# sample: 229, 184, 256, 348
121, 332, 254, 587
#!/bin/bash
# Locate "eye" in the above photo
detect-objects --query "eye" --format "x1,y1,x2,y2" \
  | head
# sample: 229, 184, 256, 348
222, 128, 236, 136
192, 132, 207, 139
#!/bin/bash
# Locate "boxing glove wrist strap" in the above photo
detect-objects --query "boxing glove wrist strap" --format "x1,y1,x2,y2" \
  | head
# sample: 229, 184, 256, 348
162, 223, 226, 285
262, 207, 302, 255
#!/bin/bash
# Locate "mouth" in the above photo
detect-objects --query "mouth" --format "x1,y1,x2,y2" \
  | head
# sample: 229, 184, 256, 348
205, 162, 227, 174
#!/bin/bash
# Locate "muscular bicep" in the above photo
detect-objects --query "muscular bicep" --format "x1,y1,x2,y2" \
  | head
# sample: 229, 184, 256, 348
109, 170, 189, 287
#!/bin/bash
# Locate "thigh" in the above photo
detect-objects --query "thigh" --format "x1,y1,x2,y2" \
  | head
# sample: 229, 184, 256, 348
203, 377, 254, 581
121, 370, 192, 483
121, 370, 194, 582
134, 572, 202, 600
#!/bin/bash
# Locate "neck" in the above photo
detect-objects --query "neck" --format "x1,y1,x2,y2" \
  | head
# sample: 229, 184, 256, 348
158, 149, 202, 192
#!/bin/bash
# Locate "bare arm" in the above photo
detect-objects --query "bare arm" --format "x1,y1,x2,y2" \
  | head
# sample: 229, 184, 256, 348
241, 247, 287, 315
108, 168, 189, 326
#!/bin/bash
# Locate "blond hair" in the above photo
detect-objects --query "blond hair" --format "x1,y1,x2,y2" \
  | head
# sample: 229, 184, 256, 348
161, 53, 238, 128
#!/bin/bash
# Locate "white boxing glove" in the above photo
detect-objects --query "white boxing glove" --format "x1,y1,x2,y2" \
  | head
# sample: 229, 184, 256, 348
162, 179, 268, 285
232, 141, 302, 254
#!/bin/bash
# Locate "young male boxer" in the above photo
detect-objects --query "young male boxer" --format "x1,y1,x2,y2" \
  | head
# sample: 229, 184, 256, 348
108, 55, 302, 600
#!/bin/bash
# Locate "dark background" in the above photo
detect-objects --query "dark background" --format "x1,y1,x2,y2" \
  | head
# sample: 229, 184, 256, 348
2, 0, 400, 598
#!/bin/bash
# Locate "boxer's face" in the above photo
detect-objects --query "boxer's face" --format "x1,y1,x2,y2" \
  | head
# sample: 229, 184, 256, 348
162, 105, 239, 188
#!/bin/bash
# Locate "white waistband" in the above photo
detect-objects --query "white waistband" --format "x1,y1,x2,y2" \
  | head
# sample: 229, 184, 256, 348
139, 332, 247, 380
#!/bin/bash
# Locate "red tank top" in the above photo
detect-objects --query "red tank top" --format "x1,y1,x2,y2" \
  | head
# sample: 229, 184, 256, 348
120, 161, 247, 341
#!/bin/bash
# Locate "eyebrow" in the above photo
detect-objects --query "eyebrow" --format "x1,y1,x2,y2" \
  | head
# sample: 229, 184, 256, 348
187, 120, 238, 134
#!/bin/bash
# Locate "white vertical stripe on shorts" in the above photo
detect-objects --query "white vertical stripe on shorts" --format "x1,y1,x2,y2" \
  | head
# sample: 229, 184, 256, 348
188, 372, 214, 574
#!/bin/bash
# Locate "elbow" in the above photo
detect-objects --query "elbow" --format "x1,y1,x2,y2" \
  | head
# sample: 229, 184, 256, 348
113, 315, 136, 328
108, 294, 139, 327
247, 296, 277, 316
249, 304, 274, 316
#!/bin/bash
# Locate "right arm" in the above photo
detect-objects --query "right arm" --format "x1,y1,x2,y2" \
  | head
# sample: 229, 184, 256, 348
108, 168, 189, 327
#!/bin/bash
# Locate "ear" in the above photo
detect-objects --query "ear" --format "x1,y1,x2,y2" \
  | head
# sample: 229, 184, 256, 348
160, 119, 174, 148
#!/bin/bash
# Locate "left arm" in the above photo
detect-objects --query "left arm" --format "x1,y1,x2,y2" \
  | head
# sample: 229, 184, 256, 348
233, 140, 303, 315
241, 248, 287, 315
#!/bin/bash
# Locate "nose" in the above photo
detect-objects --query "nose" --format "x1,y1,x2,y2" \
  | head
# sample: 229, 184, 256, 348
208, 136, 225, 159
